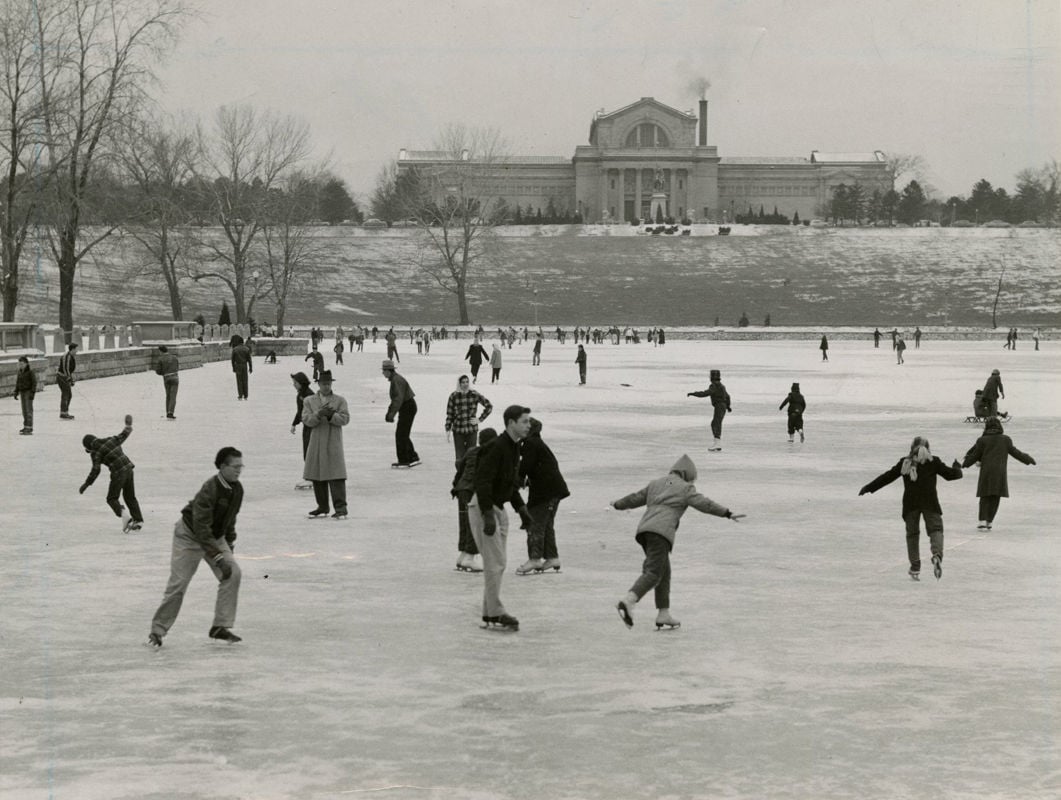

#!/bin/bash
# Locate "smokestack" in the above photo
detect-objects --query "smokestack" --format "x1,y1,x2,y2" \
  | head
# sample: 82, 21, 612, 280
698, 100, 708, 146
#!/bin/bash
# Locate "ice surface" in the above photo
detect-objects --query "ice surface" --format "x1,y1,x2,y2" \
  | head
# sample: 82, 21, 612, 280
2, 338, 1058, 799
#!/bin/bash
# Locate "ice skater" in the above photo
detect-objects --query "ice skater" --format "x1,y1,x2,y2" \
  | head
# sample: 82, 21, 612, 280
304, 348, 325, 382
896, 334, 907, 364
532, 333, 542, 366
858, 437, 963, 581
961, 417, 1036, 530
613, 454, 743, 630
57, 342, 78, 420
490, 343, 503, 383
464, 336, 489, 383
450, 427, 497, 573
515, 417, 569, 575
333, 338, 344, 365
147, 446, 245, 648
468, 405, 535, 632
444, 374, 492, 465
575, 344, 587, 384
819, 334, 829, 361
778, 382, 806, 442
230, 335, 253, 399
981, 369, 1004, 418
289, 372, 314, 490
155, 345, 179, 420
303, 370, 351, 519
382, 360, 420, 468
13, 355, 36, 435
79, 414, 144, 532
688, 369, 731, 451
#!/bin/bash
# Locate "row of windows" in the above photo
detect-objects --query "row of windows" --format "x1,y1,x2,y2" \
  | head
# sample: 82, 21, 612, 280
719, 185, 820, 196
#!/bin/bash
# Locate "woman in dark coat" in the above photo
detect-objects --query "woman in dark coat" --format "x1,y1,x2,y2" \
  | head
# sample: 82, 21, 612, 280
860, 436, 963, 580
464, 338, 489, 383
289, 372, 315, 489
961, 417, 1036, 530
819, 334, 829, 361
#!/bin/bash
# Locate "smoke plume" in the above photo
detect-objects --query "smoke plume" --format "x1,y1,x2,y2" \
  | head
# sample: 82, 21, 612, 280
686, 76, 711, 99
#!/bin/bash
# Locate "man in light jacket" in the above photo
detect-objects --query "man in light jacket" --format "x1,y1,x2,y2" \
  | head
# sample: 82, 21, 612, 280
302, 370, 351, 519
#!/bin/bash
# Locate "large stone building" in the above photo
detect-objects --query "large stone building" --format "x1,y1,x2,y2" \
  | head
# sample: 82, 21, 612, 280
398, 97, 891, 223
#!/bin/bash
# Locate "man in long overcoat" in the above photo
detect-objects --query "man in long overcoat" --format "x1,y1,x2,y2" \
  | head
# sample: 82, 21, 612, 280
961, 417, 1036, 530
302, 370, 350, 519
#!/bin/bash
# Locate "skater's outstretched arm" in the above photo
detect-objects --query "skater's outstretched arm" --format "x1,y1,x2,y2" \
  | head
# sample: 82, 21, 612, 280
859, 461, 903, 495
961, 441, 984, 469
687, 389, 710, 398
612, 487, 648, 510
1007, 442, 1036, 466
937, 458, 964, 481
685, 489, 732, 518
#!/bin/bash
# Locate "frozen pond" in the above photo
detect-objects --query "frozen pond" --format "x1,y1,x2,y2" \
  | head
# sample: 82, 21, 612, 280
2, 337, 1058, 799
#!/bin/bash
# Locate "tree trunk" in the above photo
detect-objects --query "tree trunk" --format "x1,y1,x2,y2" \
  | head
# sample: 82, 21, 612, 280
58, 228, 78, 342
275, 304, 285, 337
1, 252, 16, 321
163, 254, 183, 320
457, 281, 469, 324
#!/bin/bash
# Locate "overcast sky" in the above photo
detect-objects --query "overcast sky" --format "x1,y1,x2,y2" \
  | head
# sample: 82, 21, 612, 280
155, 0, 1059, 200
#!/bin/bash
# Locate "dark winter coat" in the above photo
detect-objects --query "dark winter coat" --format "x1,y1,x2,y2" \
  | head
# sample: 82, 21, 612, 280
962, 421, 1035, 497
860, 456, 962, 517
518, 423, 570, 506
14, 367, 37, 395
452, 444, 485, 496
690, 382, 731, 409
779, 392, 806, 415
982, 374, 1004, 400
473, 431, 526, 515
292, 384, 314, 427
231, 344, 253, 372
465, 344, 488, 367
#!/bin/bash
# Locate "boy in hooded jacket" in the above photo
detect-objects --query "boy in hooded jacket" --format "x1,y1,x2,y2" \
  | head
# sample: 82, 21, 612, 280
778, 382, 806, 442
612, 455, 744, 629
859, 436, 963, 580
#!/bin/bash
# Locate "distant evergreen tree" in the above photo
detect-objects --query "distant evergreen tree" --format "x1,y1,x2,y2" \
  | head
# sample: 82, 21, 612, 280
655, 205, 664, 223
793, 210, 801, 224
219, 301, 232, 326
535, 207, 543, 224
514, 205, 523, 224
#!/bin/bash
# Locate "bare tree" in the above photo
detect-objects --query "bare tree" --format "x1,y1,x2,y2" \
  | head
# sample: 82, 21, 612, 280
262, 170, 326, 336
885, 153, 927, 190
34, 0, 189, 338
118, 113, 197, 319
402, 123, 509, 324
0, 1, 50, 321
190, 104, 311, 323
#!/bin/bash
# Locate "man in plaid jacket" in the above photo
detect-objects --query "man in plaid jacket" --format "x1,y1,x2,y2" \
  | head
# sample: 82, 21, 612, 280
444, 375, 493, 465
80, 414, 144, 532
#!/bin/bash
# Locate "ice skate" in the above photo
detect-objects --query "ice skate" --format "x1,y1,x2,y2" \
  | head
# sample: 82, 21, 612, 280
908, 568, 921, 581
331, 511, 348, 520
708, 438, 722, 452
481, 614, 519, 632
799, 429, 805, 443
655, 610, 681, 631
932, 554, 942, 580
60, 413, 75, 420
294, 481, 313, 490
127, 521, 143, 533
147, 633, 162, 649
516, 558, 544, 575
121, 510, 134, 533
787, 435, 794, 443
307, 508, 329, 519
208, 626, 242, 643
539, 558, 562, 572
455, 553, 482, 572
616, 595, 636, 628
976, 521, 989, 530
407, 459, 422, 468
19, 428, 32, 435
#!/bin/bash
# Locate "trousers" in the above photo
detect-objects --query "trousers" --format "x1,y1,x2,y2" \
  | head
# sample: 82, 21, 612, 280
629, 531, 672, 610
150, 519, 241, 637
468, 497, 510, 617
904, 509, 943, 570
525, 497, 561, 560
395, 400, 419, 465
107, 470, 143, 522
163, 376, 179, 416
312, 479, 348, 514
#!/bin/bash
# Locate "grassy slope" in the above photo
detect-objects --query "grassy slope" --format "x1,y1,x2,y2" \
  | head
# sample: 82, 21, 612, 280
11, 225, 1061, 327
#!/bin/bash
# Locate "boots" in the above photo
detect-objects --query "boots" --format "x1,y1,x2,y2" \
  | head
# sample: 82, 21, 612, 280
655, 609, 681, 630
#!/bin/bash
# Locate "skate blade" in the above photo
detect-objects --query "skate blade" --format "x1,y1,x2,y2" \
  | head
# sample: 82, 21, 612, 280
654, 622, 681, 631
616, 602, 634, 628
480, 623, 518, 632
455, 566, 483, 573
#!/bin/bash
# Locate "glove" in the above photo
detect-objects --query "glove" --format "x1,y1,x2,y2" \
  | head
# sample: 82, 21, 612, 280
385, 413, 394, 423
727, 512, 746, 522
518, 507, 534, 531
319, 406, 334, 419
483, 515, 496, 537
727, 406, 733, 412
1029, 457, 1037, 465
479, 413, 488, 422
78, 484, 88, 495
858, 487, 869, 496
951, 459, 961, 470
125, 414, 133, 426
213, 554, 232, 581
686, 392, 693, 397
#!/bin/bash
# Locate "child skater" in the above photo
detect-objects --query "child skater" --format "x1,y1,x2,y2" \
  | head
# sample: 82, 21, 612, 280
778, 382, 806, 442
80, 414, 145, 532
858, 436, 963, 581
612, 454, 744, 630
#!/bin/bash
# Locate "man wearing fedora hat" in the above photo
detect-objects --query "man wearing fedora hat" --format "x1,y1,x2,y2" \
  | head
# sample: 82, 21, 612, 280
302, 370, 350, 518
382, 360, 420, 468
688, 370, 732, 451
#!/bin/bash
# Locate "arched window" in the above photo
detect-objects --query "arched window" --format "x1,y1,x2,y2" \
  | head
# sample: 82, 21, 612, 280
625, 123, 669, 148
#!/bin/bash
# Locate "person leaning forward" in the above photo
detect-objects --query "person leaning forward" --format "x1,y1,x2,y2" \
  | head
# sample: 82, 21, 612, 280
468, 405, 534, 631
148, 447, 245, 648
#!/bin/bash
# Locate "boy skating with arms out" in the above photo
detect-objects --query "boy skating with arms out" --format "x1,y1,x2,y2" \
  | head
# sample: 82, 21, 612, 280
613, 455, 744, 630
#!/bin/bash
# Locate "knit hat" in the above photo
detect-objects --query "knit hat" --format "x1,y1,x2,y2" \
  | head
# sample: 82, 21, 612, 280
82, 434, 98, 450
710, 369, 721, 381
991, 369, 1000, 375
381, 359, 395, 371
670, 453, 697, 482
478, 427, 498, 445
791, 382, 800, 391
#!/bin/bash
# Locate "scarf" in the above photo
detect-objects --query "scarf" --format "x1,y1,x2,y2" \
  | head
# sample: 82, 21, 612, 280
901, 444, 931, 481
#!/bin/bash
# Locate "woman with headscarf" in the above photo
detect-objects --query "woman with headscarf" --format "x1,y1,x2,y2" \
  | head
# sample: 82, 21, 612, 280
490, 343, 503, 383
961, 417, 1036, 531
859, 437, 963, 581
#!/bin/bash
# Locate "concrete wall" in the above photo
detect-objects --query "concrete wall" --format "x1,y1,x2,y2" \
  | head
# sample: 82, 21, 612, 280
0, 338, 309, 395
